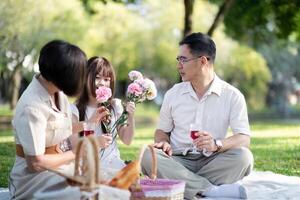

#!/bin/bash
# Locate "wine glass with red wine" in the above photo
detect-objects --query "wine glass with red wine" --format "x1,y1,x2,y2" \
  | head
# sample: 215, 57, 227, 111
83, 122, 96, 137
190, 123, 200, 153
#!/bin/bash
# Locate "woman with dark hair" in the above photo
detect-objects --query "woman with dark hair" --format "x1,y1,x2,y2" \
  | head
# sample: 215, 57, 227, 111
9, 40, 109, 199
71, 56, 136, 170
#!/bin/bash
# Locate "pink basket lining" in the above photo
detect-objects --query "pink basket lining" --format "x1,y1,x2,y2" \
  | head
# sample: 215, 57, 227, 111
138, 179, 185, 191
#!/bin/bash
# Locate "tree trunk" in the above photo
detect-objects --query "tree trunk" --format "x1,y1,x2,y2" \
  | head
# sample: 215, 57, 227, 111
207, 0, 234, 36
9, 64, 22, 109
178, 0, 195, 83
183, 0, 195, 37
116, 80, 127, 99
0, 71, 9, 103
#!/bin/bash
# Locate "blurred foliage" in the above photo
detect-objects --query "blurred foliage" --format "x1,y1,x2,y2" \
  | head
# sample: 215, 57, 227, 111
209, 0, 300, 113
223, 46, 271, 110
0, 0, 87, 71
0, 0, 89, 107
192, 1, 272, 110
80, 0, 138, 14
222, 0, 300, 46
80, 0, 181, 82
80, 2, 144, 80
193, 0, 219, 33
259, 41, 300, 114
0, 0, 285, 110
260, 42, 300, 83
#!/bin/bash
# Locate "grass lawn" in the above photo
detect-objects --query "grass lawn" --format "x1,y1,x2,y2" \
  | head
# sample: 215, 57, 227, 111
119, 119, 300, 176
1, 104, 300, 187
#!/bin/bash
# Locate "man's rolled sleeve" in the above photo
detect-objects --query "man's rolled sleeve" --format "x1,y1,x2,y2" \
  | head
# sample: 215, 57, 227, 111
157, 92, 173, 133
230, 92, 251, 136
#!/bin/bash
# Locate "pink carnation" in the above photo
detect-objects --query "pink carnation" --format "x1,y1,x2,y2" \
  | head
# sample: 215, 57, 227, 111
146, 83, 157, 100
128, 70, 143, 81
127, 82, 143, 96
95, 86, 112, 103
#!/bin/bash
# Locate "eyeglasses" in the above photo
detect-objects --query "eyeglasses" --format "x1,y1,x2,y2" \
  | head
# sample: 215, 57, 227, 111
176, 56, 210, 64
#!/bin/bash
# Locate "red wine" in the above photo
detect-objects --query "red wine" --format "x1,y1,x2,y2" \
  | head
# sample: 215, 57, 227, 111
83, 130, 94, 136
190, 131, 199, 140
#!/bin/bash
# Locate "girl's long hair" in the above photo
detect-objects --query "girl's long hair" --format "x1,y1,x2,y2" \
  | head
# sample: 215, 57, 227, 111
76, 56, 116, 122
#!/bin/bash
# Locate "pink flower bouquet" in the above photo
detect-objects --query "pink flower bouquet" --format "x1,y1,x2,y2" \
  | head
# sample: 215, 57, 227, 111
110, 70, 157, 134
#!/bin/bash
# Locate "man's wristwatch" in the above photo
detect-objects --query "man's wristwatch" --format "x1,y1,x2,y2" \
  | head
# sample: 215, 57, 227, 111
214, 139, 223, 152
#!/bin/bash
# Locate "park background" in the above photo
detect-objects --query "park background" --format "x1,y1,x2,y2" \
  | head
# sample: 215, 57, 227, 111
1, 0, 300, 187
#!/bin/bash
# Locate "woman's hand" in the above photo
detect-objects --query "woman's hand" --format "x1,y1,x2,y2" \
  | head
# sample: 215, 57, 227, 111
88, 106, 110, 123
118, 102, 136, 145
98, 134, 112, 148
125, 102, 136, 115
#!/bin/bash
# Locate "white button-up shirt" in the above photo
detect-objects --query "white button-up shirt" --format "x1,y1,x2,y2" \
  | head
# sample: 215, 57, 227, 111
157, 75, 251, 153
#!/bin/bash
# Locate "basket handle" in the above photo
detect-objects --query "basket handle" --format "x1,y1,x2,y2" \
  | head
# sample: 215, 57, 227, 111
138, 145, 157, 179
88, 136, 101, 184
74, 136, 101, 189
74, 138, 84, 177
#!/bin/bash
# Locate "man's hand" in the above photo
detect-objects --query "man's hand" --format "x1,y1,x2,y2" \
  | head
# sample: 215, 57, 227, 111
194, 131, 217, 152
153, 141, 172, 156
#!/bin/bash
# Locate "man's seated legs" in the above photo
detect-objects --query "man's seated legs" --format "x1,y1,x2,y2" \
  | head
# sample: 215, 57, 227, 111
196, 147, 254, 185
173, 148, 251, 199
141, 148, 252, 199
141, 148, 213, 200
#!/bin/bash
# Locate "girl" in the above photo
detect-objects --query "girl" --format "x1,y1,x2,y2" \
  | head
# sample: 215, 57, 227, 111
71, 56, 136, 169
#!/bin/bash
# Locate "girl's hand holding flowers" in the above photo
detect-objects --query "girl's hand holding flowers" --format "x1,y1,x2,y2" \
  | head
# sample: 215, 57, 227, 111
125, 102, 136, 115
95, 70, 157, 137
88, 106, 110, 124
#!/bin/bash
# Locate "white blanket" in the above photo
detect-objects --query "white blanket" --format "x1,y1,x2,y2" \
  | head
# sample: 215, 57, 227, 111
241, 171, 300, 200
201, 171, 300, 200
1, 171, 300, 200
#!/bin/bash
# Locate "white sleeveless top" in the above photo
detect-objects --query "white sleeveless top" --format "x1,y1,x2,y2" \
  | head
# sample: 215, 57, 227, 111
70, 99, 126, 170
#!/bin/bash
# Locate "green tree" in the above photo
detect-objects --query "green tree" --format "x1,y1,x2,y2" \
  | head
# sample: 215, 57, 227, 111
182, 0, 234, 38
259, 42, 300, 115
223, 0, 300, 46
80, 2, 144, 81
0, 0, 87, 108
191, 1, 272, 109
80, 0, 182, 84
222, 0, 300, 115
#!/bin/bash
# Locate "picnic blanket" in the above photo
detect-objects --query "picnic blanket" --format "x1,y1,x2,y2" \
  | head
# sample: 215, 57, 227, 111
1, 171, 300, 200
200, 171, 300, 200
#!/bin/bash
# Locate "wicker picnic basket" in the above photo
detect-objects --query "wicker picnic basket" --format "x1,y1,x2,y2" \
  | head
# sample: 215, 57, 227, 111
47, 136, 130, 200
130, 145, 185, 200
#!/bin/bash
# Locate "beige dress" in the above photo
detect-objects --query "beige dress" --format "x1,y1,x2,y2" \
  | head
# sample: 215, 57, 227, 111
9, 75, 74, 199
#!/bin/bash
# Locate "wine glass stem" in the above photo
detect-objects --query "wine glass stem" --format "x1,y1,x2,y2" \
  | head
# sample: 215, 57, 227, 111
192, 144, 197, 152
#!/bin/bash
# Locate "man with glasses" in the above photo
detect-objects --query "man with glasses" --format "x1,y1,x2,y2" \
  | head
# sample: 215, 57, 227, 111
142, 32, 253, 199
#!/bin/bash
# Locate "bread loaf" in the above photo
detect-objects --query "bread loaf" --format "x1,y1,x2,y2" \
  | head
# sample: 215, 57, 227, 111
108, 160, 140, 190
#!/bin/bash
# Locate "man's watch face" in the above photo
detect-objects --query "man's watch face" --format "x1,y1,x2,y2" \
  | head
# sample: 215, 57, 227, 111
216, 140, 223, 147
215, 140, 223, 152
